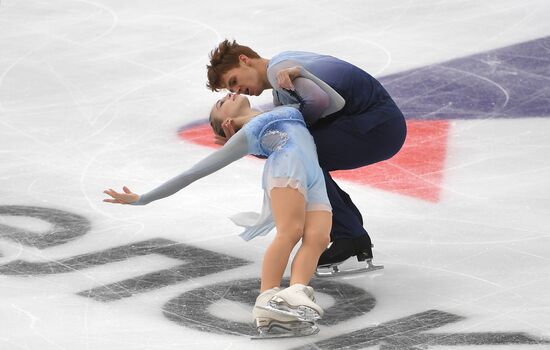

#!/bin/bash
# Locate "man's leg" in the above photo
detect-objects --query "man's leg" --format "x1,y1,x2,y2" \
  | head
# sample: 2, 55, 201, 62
318, 169, 374, 265
310, 110, 407, 265
322, 169, 366, 239
312, 112, 407, 172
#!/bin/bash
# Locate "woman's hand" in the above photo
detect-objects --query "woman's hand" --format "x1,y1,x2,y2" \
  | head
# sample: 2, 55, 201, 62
214, 118, 236, 146
276, 66, 302, 91
103, 186, 140, 204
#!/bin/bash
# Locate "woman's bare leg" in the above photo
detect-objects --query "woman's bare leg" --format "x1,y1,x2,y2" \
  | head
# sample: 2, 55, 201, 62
260, 187, 306, 292
290, 211, 332, 286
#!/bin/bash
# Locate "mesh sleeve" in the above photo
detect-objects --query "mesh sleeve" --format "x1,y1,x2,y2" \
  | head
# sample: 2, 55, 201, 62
268, 62, 345, 124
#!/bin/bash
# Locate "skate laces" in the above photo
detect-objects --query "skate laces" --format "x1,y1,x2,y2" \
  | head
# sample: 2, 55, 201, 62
304, 286, 316, 302
287, 284, 316, 302
256, 287, 282, 304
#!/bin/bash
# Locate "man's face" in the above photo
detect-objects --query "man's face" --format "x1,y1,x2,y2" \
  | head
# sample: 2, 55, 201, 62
221, 59, 264, 96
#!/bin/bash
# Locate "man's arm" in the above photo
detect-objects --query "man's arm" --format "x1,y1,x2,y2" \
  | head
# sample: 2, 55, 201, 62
268, 62, 345, 125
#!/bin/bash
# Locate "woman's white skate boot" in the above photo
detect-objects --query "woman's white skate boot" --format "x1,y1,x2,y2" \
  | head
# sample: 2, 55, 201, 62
265, 283, 324, 322
252, 287, 319, 339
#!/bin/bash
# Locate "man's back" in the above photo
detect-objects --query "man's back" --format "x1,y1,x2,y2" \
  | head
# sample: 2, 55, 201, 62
268, 51, 392, 118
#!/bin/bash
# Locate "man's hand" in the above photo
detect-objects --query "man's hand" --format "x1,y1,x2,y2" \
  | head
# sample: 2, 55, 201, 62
276, 66, 302, 91
103, 186, 140, 204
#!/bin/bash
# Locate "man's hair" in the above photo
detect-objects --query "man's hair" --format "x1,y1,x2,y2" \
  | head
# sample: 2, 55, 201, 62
206, 39, 260, 92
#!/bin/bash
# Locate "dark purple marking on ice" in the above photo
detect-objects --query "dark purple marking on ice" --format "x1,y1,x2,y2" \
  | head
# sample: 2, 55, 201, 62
381, 36, 550, 120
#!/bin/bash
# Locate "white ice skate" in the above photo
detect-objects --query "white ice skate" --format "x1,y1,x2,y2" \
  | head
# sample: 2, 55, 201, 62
251, 287, 319, 340
257, 284, 323, 322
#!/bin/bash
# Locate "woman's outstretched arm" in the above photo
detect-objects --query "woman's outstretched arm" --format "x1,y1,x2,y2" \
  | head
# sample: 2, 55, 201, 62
103, 130, 249, 205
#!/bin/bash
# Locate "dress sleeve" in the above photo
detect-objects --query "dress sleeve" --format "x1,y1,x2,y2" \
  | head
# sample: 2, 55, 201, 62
268, 62, 345, 125
132, 130, 249, 205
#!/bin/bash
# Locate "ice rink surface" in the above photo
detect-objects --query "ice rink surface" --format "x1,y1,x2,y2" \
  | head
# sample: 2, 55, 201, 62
1, 1, 550, 349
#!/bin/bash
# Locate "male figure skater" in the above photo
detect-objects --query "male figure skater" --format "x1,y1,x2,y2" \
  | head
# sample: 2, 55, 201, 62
206, 39, 406, 274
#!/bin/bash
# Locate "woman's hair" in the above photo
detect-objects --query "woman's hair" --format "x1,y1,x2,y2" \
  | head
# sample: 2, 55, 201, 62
206, 39, 260, 92
209, 112, 225, 138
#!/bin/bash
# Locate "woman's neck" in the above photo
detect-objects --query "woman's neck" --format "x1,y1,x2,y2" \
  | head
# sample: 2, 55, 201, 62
235, 109, 262, 129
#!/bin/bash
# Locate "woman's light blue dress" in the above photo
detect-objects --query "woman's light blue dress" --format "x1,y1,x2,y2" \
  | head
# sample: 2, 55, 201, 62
133, 106, 331, 241
231, 106, 331, 240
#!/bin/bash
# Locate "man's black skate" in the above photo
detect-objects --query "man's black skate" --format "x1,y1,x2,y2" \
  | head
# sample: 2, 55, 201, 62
315, 235, 383, 277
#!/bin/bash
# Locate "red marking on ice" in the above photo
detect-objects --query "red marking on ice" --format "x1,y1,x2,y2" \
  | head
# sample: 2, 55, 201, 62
178, 123, 219, 148
331, 120, 450, 202
178, 120, 450, 202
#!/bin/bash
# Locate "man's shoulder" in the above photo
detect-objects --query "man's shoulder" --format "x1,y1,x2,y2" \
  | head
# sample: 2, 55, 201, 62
267, 51, 319, 86
269, 51, 321, 67
271, 50, 312, 58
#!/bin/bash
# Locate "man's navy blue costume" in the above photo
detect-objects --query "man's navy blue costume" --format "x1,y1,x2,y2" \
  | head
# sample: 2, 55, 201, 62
267, 51, 407, 264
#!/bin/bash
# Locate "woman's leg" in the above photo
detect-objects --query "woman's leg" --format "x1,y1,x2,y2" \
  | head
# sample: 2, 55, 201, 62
265, 210, 331, 319
260, 187, 306, 292
290, 211, 332, 285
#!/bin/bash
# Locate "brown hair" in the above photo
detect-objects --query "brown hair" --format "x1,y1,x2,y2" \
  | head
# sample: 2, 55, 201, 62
206, 39, 260, 92
209, 112, 225, 138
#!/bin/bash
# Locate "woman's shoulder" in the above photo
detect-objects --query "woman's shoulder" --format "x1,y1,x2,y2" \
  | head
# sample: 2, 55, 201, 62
244, 106, 304, 133
264, 105, 302, 118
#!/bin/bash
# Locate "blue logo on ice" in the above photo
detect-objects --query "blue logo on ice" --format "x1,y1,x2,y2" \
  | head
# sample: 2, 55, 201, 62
384, 36, 550, 121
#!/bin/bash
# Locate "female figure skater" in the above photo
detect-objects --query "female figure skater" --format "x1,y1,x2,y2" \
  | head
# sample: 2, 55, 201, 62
103, 70, 344, 338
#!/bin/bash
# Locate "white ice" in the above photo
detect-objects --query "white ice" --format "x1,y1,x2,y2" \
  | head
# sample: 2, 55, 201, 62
1, 1, 550, 349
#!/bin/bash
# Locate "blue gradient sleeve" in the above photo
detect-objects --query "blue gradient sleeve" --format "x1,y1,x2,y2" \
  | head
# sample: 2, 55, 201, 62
132, 131, 249, 205
268, 64, 345, 125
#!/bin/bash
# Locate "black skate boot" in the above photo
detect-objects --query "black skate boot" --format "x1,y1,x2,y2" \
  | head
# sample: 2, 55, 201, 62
315, 235, 383, 277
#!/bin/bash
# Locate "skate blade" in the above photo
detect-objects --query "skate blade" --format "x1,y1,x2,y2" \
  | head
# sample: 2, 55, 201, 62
256, 303, 321, 322
315, 259, 384, 278
251, 322, 319, 340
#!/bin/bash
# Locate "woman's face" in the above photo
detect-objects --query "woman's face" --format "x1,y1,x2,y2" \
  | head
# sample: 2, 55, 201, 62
210, 93, 250, 124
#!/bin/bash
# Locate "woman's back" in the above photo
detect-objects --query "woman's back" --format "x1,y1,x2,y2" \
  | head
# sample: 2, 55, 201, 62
244, 106, 318, 163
